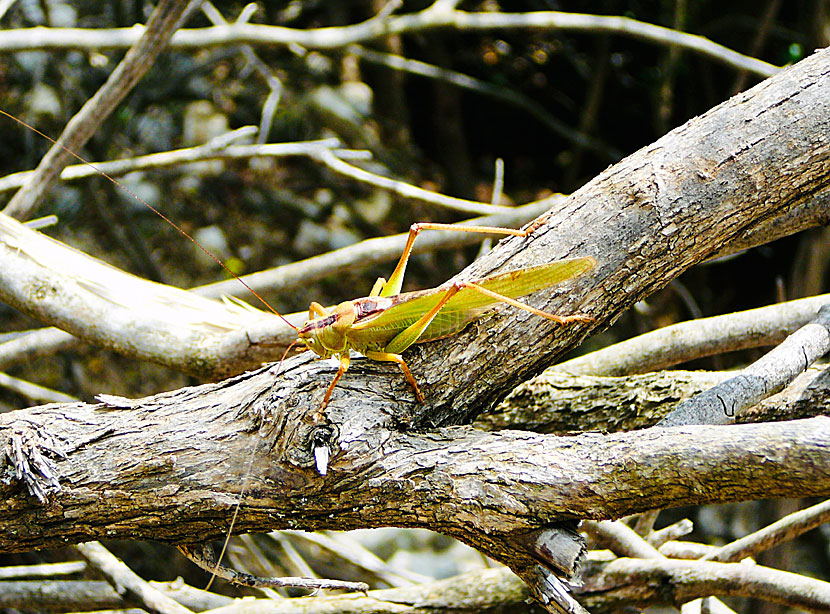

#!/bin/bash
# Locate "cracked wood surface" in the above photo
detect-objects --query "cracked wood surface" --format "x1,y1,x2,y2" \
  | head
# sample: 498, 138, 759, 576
0, 365, 829, 552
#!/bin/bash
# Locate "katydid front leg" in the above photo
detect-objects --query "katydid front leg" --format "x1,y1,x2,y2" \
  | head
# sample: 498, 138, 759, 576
317, 352, 350, 416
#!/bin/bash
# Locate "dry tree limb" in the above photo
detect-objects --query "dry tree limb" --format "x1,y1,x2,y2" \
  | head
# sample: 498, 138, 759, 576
0, 580, 125, 612
1, 382, 827, 552
0, 137, 354, 193
659, 541, 720, 560
555, 294, 830, 377
646, 519, 694, 548
0, 6, 781, 77
660, 303, 830, 426
177, 544, 369, 592
310, 148, 511, 216
631, 510, 661, 536
581, 556, 830, 613
0, 561, 86, 579
0, 577, 234, 612
0, 371, 78, 404
581, 521, 736, 613
480, 364, 829, 434
479, 370, 729, 433
178, 568, 534, 614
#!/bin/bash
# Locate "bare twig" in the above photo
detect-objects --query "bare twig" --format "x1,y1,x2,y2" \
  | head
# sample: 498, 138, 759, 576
702, 499, 830, 563
311, 148, 511, 216
0, 561, 86, 579
0, 8, 781, 77
0, 372, 78, 404
0, 327, 79, 372
582, 520, 663, 559
647, 519, 694, 548
659, 541, 719, 560
177, 544, 369, 592
76, 541, 193, 614
2, 0, 195, 220
660, 303, 830, 426
0, 138, 349, 192
200, 3, 284, 143
631, 510, 660, 536
282, 530, 431, 586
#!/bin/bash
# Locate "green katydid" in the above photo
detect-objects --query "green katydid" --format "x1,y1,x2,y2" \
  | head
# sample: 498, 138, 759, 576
294, 222, 596, 423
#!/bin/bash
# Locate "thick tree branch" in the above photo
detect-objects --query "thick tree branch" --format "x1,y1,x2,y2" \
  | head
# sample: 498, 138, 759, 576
1, 369, 827, 552
0, 369, 827, 612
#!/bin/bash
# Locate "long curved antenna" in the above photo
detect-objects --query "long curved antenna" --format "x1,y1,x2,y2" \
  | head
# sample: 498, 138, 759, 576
0, 109, 298, 332
204, 338, 302, 590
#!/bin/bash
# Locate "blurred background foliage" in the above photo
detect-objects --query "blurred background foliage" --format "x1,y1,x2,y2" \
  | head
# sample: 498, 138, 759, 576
0, 2, 828, 612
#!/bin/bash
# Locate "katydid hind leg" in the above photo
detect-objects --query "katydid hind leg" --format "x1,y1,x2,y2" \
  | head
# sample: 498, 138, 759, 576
369, 277, 387, 297
384, 282, 464, 355
464, 281, 594, 324
381, 222, 532, 298
309, 302, 329, 319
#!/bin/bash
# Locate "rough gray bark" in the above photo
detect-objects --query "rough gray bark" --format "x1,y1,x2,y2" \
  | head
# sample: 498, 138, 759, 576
0, 367, 828, 561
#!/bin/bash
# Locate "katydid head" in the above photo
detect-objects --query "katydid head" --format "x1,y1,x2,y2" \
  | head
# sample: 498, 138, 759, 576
298, 301, 357, 358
